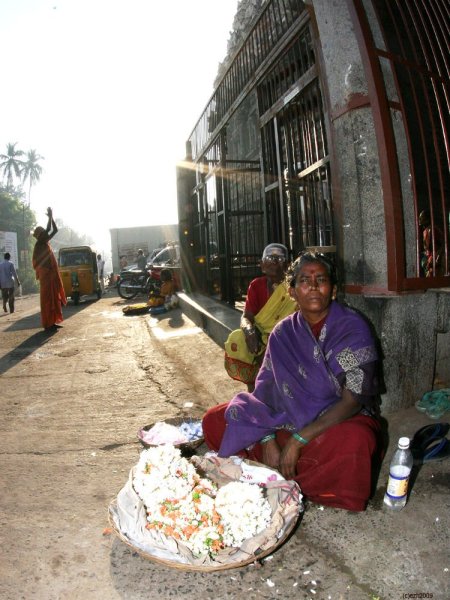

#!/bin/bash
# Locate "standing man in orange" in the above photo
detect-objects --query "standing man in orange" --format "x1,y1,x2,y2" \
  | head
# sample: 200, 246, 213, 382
32, 207, 67, 331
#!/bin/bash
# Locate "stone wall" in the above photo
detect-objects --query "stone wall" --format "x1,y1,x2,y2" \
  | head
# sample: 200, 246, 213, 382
311, 0, 450, 410
347, 292, 439, 412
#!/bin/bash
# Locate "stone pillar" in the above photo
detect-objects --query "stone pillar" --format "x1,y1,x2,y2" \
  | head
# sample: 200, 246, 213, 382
310, 0, 450, 411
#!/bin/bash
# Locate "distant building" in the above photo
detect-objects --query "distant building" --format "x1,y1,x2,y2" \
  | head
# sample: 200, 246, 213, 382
110, 225, 178, 272
176, 0, 450, 411
0, 231, 19, 268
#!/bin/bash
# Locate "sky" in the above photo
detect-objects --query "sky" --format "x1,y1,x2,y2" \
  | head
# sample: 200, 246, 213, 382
0, 0, 239, 257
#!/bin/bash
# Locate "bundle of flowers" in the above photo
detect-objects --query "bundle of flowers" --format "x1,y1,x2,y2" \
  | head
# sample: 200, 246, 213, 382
132, 445, 272, 557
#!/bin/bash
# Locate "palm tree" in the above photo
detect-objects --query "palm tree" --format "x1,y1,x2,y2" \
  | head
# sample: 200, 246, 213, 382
0, 142, 25, 188
21, 149, 44, 205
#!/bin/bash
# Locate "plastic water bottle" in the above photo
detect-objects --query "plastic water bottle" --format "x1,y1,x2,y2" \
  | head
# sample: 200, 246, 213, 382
383, 437, 413, 510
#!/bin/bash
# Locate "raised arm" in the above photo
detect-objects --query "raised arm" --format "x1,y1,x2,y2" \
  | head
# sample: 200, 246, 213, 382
45, 207, 58, 241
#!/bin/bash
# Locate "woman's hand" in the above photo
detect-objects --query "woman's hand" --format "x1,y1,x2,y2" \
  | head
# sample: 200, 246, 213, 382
279, 437, 303, 480
275, 389, 361, 480
261, 438, 281, 470
241, 312, 261, 354
244, 328, 261, 354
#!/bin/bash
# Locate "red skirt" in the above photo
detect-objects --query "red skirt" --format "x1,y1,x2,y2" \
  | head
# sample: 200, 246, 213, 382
36, 266, 66, 329
202, 402, 382, 512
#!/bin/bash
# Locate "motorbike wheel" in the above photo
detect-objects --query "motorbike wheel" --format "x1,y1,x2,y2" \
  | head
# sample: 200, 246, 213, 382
118, 278, 140, 299
72, 292, 80, 305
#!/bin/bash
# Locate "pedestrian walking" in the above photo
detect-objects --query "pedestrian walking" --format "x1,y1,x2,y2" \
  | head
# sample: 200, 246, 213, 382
97, 254, 105, 293
32, 207, 67, 331
0, 252, 21, 314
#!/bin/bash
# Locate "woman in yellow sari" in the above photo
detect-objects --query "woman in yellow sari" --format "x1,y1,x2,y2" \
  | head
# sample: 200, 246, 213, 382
224, 244, 295, 390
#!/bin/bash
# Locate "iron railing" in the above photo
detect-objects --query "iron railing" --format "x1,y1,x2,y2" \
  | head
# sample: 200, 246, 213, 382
188, 0, 306, 161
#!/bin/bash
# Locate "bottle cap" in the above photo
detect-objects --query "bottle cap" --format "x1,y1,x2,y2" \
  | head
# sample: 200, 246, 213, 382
398, 436, 410, 449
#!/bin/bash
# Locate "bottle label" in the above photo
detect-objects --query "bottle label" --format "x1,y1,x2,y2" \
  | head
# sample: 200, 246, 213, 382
386, 465, 410, 499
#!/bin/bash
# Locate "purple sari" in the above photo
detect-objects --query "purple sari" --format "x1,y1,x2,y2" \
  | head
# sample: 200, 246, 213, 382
219, 301, 378, 457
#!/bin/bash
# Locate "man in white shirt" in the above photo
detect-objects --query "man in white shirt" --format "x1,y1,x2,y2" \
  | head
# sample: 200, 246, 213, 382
97, 254, 105, 293
0, 253, 21, 313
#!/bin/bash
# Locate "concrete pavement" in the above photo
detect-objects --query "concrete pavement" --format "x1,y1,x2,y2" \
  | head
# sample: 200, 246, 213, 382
0, 291, 449, 600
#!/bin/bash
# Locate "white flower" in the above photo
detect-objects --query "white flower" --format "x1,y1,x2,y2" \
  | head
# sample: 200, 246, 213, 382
132, 447, 272, 557
215, 481, 271, 547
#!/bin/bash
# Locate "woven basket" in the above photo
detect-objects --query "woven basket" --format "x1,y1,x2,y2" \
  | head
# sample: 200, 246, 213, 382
108, 496, 298, 571
108, 455, 301, 571
138, 416, 204, 452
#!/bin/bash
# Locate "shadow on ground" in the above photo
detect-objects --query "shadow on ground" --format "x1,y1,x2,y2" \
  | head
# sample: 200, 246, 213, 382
0, 328, 58, 375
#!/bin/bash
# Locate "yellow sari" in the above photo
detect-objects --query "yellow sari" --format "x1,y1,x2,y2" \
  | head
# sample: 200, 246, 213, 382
224, 282, 296, 383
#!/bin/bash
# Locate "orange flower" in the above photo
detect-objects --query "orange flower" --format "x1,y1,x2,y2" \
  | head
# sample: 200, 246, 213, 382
211, 539, 223, 552
183, 525, 197, 539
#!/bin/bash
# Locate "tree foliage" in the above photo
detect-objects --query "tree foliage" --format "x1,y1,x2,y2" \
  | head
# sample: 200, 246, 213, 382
0, 142, 44, 201
0, 143, 25, 188
1, 187, 94, 292
21, 149, 44, 204
0, 142, 92, 292
0, 184, 36, 291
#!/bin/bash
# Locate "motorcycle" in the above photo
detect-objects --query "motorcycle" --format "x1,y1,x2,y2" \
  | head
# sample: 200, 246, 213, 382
117, 267, 160, 300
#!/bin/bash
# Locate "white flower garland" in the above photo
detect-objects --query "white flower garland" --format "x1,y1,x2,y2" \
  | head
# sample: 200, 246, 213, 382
133, 445, 272, 557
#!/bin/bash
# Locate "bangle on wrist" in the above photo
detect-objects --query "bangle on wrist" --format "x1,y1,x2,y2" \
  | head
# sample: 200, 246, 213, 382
292, 432, 309, 445
260, 433, 276, 444
243, 325, 255, 336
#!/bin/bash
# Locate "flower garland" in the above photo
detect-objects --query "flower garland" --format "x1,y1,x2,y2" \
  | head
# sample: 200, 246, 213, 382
133, 445, 272, 557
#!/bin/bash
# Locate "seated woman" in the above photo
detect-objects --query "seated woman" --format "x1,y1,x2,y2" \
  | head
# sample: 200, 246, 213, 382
224, 243, 296, 391
147, 269, 175, 307
203, 251, 382, 512
123, 269, 175, 315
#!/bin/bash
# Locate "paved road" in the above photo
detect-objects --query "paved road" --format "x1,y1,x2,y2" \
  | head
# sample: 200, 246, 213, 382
1, 291, 449, 599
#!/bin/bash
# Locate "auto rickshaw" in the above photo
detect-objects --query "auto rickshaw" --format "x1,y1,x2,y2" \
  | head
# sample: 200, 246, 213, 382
58, 246, 102, 305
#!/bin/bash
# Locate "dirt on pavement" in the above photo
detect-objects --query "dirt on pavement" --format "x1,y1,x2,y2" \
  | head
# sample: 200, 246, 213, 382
1, 290, 449, 600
